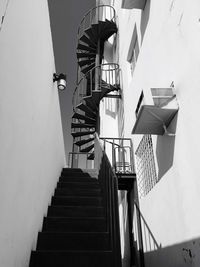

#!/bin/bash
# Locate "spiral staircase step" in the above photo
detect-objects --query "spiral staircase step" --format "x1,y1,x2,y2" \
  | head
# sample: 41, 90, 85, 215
71, 123, 95, 129
90, 24, 99, 41
77, 43, 96, 53
83, 98, 98, 113
74, 138, 95, 147
87, 152, 95, 160
78, 59, 95, 68
76, 103, 97, 118
77, 52, 96, 59
82, 63, 96, 74
72, 113, 96, 124
80, 143, 94, 153
72, 130, 95, 138
80, 35, 97, 48
85, 28, 97, 44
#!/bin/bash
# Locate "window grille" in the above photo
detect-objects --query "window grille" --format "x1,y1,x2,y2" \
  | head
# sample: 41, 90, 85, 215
135, 135, 158, 197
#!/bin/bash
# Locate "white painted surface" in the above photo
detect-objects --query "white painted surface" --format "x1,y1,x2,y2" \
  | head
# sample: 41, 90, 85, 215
105, 0, 200, 266
0, 0, 65, 266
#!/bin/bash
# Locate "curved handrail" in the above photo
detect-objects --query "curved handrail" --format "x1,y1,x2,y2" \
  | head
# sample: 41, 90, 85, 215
72, 63, 120, 113
78, 5, 116, 38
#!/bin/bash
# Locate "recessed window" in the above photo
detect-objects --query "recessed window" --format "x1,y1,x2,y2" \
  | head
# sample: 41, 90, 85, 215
127, 26, 139, 75
135, 135, 158, 197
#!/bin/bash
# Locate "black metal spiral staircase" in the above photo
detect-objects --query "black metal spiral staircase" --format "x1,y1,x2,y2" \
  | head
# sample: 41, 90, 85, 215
71, 5, 120, 162
77, 5, 117, 74
72, 64, 120, 160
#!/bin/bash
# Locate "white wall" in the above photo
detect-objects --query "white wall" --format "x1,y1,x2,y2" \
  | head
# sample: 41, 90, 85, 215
0, 0, 65, 266
113, 0, 200, 266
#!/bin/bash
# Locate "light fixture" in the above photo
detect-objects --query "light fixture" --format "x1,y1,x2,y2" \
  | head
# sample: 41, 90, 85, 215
53, 73, 67, 90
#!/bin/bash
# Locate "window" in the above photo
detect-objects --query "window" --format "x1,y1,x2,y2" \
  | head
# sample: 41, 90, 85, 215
135, 135, 158, 197
127, 26, 139, 75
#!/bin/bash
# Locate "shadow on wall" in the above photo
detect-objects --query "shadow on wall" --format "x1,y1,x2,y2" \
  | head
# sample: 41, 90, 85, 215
155, 114, 178, 180
140, 0, 151, 43
105, 98, 118, 119
144, 236, 200, 267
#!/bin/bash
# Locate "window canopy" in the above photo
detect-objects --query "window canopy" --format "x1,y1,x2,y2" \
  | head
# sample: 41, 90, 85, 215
132, 105, 178, 135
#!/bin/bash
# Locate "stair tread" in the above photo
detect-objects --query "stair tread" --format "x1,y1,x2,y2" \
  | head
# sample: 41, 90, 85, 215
80, 143, 94, 153
87, 152, 94, 160
71, 122, 95, 129
85, 28, 97, 44
77, 43, 96, 52
47, 206, 105, 217
30, 250, 112, 267
37, 232, 110, 250
42, 217, 107, 232
51, 196, 103, 206
78, 59, 95, 67
71, 131, 95, 138
80, 34, 96, 47
74, 137, 95, 146
77, 52, 96, 59
76, 103, 97, 117
81, 63, 96, 74
72, 112, 96, 121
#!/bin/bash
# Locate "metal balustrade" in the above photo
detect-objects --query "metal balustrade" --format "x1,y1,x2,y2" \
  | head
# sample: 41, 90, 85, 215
78, 5, 116, 39
100, 137, 135, 174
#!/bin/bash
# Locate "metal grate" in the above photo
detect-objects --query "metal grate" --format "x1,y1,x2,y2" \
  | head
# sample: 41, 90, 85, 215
135, 135, 158, 197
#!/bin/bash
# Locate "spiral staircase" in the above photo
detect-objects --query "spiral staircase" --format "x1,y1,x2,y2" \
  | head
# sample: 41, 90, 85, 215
77, 5, 117, 74
71, 5, 120, 161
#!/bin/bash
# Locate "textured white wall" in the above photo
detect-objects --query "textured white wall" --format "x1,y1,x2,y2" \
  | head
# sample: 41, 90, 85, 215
113, 0, 200, 266
0, 0, 65, 266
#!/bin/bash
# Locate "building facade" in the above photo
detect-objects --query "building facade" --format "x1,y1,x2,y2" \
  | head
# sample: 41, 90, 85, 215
1, 0, 200, 266
0, 0, 65, 266
97, 0, 200, 266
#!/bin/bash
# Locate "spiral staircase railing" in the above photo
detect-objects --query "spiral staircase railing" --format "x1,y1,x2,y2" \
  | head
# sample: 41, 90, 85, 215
78, 5, 116, 39
72, 63, 120, 113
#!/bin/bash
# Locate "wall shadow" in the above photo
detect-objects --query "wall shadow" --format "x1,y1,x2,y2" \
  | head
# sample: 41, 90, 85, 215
155, 113, 178, 180
105, 98, 118, 119
140, 0, 151, 44
144, 236, 200, 267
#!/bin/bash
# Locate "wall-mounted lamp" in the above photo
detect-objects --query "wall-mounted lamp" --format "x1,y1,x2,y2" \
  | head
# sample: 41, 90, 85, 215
53, 73, 67, 90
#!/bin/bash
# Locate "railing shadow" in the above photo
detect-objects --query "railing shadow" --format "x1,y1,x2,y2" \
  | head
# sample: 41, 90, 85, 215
156, 113, 178, 181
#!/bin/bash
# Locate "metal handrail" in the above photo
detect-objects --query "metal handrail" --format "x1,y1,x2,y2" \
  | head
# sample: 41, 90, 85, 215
72, 63, 120, 113
94, 134, 122, 267
78, 5, 116, 38
100, 137, 135, 174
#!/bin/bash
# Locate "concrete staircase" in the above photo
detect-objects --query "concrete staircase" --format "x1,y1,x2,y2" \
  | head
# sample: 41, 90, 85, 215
29, 168, 116, 267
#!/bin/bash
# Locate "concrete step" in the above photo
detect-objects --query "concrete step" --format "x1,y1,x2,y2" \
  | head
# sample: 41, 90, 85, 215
42, 217, 107, 232
37, 232, 110, 250
59, 176, 98, 183
30, 250, 113, 267
51, 196, 103, 206
47, 206, 105, 218
54, 187, 101, 197
57, 181, 100, 189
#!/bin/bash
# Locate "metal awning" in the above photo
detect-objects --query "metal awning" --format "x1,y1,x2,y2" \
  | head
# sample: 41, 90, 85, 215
132, 105, 178, 135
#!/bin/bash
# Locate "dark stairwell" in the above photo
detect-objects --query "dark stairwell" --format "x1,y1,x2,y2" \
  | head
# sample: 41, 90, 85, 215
29, 168, 120, 266
29, 157, 122, 266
